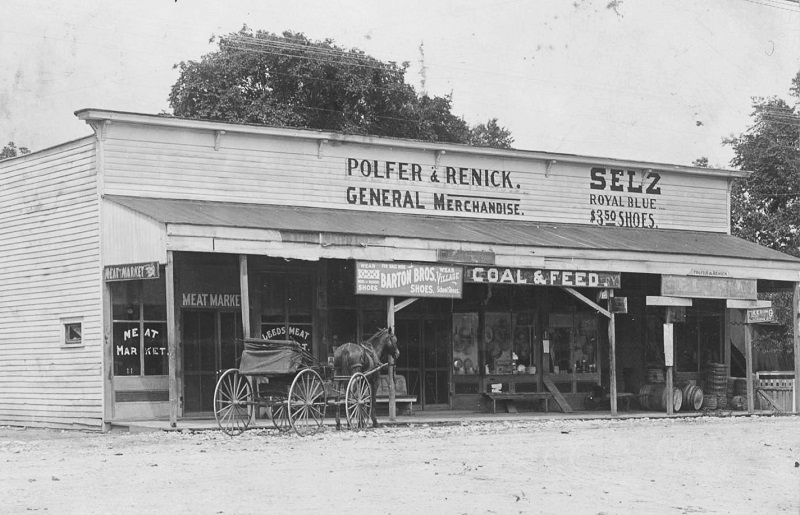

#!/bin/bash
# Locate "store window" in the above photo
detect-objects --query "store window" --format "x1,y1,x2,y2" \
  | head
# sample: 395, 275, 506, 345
454, 284, 538, 377
110, 274, 168, 376
260, 272, 314, 350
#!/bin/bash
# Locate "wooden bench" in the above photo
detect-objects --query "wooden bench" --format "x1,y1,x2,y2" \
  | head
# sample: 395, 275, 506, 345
481, 392, 554, 414
375, 375, 417, 415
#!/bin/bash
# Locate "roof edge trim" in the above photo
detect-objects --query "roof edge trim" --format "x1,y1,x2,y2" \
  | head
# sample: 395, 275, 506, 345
75, 108, 749, 179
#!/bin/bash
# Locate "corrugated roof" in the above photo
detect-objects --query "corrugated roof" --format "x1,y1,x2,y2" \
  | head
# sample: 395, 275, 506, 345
107, 195, 800, 264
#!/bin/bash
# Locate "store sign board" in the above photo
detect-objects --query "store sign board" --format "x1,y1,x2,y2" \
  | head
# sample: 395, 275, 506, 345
745, 308, 775, 324
104, 262, 159, 281
661, 275, 756, 300
181, 293, 241, 308
355, 261, 463, 298
464, 267, 621, 289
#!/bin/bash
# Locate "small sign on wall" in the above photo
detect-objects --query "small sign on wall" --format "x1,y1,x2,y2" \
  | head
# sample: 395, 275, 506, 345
104, 262, 160, 281
663, 323, 674, 367
745, 308, 775, 324
609, 297, 628, 314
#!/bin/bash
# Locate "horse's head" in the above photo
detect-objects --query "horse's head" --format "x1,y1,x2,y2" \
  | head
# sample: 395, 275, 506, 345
378, 327, 400, 362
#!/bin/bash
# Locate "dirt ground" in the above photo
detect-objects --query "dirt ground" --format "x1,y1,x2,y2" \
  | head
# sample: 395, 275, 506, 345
1, 415, 799, 515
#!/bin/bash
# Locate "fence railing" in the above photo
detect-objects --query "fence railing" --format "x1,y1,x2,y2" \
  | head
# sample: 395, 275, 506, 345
756, 371, 795, 413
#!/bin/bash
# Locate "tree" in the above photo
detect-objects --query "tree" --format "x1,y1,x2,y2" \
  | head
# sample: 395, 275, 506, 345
169, 28, 513, 148
469, 118, 514, 149
725, 71, 800, 370
0, 141, 30, 160
725, 97, 799, 258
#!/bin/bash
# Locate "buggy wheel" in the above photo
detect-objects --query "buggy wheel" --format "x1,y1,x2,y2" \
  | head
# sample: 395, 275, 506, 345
287, 369, 327, 436
214, 369, 253, 436
268, 398, 291, 433
345, 372, 372, 430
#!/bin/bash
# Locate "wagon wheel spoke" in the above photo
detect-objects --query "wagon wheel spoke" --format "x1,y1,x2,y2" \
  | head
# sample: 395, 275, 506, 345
214, 369, 253, 436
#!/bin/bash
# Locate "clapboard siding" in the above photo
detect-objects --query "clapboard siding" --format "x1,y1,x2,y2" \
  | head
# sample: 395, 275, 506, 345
99, 123, 732, 233
0, 137, 104, 430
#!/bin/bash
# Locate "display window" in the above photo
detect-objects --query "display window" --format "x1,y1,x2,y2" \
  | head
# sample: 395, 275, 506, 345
452, 313, 479, 375
547, 312, 598, 374
259, 272, 314, 351
110, 274, 168, 377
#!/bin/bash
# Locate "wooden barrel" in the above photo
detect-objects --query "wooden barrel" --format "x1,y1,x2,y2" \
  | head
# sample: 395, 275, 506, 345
639, 384, 656, 410
647, 367, 665, 384
681, 384, 704, 411
649, 384, 682, 412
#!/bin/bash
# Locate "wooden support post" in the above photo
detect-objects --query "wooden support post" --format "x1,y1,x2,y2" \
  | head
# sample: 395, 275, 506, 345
166, 251, 178, 428
665, 308, 674, 417
608, 289, 618, 416
387, 297, 397, 422
745, 318, 755, 414
794, 282, 800, 414
102, 279, 113, 432
239, 255, 251, 338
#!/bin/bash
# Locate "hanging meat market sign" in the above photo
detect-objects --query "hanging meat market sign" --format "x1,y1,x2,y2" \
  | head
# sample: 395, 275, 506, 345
356, 261, 463, 298
464, 266, 621, 288
104, 262, 160, 281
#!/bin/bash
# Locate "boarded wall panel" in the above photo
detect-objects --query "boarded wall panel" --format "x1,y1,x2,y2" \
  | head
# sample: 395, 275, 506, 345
0, 138, 104, 429
100, 124, 731, 233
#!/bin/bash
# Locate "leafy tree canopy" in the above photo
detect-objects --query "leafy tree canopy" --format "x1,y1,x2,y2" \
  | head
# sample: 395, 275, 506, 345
0, 141, 30, 160
169, 28, 512, 148
725, 70, 800, 370
724, 71, 800, 258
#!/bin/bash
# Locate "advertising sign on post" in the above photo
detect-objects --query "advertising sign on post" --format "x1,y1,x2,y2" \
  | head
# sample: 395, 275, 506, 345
355, 262, 463, 298
745, 308, 775, 324
663, 323, 674, 367
609, 297, 628, 314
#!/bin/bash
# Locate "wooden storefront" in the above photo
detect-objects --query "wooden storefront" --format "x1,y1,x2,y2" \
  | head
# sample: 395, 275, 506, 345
1, 108, 799, 429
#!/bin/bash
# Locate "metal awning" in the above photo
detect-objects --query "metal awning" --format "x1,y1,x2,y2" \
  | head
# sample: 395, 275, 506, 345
107, 195, 800, 266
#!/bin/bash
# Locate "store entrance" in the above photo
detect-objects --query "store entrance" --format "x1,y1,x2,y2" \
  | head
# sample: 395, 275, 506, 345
182, 310, 243, 414
395, 316, 450, 409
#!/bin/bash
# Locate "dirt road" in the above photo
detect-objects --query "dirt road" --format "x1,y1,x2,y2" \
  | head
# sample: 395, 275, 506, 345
1, 416, 799, 514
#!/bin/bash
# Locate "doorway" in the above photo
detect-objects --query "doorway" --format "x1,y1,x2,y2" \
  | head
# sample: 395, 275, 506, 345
395, 316, 451, 409
182, 310, 243, 414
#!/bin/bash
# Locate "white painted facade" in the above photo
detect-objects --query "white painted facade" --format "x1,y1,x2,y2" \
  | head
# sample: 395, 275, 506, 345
0, 109, 798, 429
0, 138, 103, 429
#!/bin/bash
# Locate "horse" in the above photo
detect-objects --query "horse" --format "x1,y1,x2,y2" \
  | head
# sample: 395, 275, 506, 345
332, 327, 399, 429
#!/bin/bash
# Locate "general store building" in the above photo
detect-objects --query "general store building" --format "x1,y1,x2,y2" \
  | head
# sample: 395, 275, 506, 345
1, 109, 799, 430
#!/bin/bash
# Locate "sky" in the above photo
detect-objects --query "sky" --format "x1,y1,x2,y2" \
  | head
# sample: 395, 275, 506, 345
1, 0, 798, 168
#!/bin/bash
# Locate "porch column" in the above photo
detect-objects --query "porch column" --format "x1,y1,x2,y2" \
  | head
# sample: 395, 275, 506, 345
794, 282, 800, 413
387, 297, 397, 422
607, 289, 618, 416
166, 251, 178, 428
239, 255, 251, 338
745, 316, 755, 414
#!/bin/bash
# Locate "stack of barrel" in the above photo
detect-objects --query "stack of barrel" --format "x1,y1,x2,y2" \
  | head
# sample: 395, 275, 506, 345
639, 368, 684, 412
639, 383, 683, 412
704, 363, 729, 410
